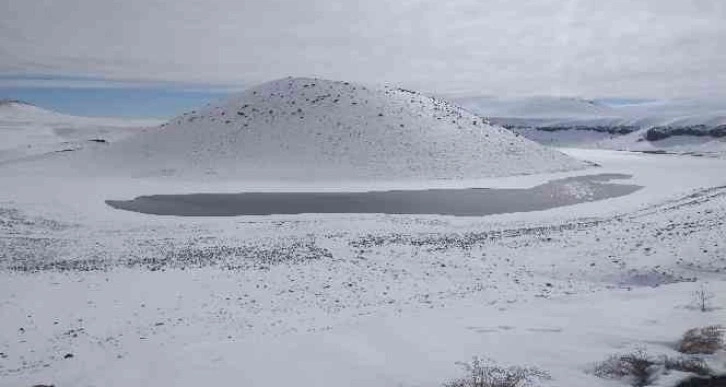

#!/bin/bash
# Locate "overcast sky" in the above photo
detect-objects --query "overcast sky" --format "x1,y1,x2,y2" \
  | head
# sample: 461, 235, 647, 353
2, 0, 725, 98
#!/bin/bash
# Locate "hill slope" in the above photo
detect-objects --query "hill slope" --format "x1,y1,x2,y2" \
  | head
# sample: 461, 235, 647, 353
93, 77, 585, 181
0, 100, 161, 164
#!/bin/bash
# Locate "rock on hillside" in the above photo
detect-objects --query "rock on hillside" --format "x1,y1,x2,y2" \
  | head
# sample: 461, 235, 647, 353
97, 77, 587, 181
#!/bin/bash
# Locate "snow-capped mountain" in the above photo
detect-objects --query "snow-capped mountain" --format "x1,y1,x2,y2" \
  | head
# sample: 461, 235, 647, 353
86, 77, 586, 181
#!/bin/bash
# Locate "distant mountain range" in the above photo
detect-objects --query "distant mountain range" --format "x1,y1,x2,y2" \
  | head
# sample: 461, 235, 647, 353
454, 96, 726, 154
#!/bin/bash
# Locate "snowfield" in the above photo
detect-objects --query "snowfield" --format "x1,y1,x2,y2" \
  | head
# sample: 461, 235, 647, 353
1, 92, 725, 387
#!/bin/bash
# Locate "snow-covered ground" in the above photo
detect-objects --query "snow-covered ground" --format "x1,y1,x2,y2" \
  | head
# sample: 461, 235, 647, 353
1, 96, 725, 387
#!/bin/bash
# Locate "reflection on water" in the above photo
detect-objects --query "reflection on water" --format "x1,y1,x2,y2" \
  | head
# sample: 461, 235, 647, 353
106, 173, 641, 217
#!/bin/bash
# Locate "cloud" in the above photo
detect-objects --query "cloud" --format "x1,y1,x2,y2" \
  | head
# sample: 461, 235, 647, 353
1, 0, 724, 97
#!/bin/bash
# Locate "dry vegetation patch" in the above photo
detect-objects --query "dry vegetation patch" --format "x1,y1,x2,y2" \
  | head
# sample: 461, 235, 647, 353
444, 357, 550, 387
678, 326, 724, 355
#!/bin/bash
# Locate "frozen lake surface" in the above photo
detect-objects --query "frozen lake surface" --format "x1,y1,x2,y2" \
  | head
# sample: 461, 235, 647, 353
106, 173, 641, 216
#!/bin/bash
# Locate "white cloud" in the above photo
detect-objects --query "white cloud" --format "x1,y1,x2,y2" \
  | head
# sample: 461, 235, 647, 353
1, 0, 725, 97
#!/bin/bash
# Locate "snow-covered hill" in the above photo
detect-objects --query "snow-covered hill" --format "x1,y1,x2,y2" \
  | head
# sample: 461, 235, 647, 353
0, 100, 162, 164
80, 78, 586, 181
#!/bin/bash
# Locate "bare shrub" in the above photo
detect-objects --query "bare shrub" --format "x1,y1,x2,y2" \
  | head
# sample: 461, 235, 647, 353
678, 326, 725, 355
594, 349, 717, 387
593, 349, 658, 387
692, 284, 715, 312
444, 357, 550, 387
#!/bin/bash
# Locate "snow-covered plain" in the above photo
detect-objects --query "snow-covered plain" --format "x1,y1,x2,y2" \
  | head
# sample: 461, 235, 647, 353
1, 91, 725, 387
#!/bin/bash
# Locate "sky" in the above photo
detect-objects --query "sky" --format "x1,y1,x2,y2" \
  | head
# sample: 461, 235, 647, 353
0, 75, 233, 118
1, 0, 725, 117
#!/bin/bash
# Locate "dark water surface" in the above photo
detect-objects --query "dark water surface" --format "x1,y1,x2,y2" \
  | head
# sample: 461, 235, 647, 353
106, 173, 641, 217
